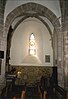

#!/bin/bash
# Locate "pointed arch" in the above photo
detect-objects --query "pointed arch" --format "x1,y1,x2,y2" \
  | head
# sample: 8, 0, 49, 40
29, 33, 36, 55
5, 2, 60, 34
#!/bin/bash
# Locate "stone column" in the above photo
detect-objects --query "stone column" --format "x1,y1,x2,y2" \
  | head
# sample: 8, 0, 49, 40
0, 0, 6, 85
59, 0, 68, 97
0, 1, 4, 38
0, 0, 6, 49
63, 20, 68, 90
57, 26, 64, 88
0, 1, 4, 52
62, 19, 68, 99
53, 29, 58, 66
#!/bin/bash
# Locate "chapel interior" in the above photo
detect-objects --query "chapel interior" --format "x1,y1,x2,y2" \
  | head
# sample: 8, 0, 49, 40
0, 0, 68, 99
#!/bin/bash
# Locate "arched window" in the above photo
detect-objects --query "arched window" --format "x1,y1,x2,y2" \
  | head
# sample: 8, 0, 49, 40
29, 33, 36, 55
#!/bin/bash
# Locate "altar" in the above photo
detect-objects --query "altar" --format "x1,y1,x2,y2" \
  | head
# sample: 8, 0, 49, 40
10, 66, 52, 85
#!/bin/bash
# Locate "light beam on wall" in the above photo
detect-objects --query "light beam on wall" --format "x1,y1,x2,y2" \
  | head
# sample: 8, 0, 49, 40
22, 33, 42, 65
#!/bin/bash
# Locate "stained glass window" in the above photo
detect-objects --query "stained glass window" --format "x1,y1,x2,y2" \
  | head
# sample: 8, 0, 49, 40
29, 33, 36, 55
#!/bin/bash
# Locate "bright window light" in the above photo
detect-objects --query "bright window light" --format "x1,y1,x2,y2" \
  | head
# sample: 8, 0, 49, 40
29, 33, 36, 55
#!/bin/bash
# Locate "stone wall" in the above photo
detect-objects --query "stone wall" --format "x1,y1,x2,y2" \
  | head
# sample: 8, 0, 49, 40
0, 0, 6, 86
10, 66, 52, 85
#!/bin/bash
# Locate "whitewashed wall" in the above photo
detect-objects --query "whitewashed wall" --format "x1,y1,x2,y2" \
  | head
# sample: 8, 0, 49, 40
9, 18, 53, 66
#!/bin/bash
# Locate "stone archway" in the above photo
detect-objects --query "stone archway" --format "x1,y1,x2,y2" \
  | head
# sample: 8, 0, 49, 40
6, 16, 53, 67
5, 2, 60, 72
5, 2, 60, 33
